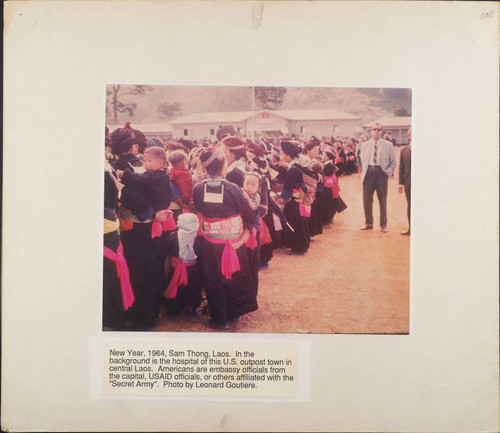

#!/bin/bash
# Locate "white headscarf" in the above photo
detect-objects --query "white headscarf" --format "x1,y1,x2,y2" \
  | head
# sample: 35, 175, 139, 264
177, 213, 200, 264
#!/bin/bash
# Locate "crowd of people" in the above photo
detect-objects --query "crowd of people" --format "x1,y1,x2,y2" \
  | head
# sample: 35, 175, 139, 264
103, 121, 403, 332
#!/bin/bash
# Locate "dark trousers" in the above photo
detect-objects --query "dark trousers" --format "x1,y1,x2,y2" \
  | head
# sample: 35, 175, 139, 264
363, 166, 388, 227
405, 184, 411, 228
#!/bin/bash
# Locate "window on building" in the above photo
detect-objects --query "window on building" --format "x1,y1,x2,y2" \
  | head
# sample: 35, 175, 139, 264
183, 129, 188, 136
210, 128, 215, 135
300, 126, 305, 134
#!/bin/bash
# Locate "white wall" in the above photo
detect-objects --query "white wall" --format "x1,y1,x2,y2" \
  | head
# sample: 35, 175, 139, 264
246, 112, 288, 133
172, 122, 246, 139
289, 119, 358, 138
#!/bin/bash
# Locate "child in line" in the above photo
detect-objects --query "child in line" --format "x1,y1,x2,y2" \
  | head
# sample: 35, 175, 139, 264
168, 150, 194, 223
159, 213, 203, 319
242, 172, 262, 295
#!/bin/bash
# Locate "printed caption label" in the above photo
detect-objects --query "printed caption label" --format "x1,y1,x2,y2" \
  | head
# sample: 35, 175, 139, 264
103, 342, 297, 397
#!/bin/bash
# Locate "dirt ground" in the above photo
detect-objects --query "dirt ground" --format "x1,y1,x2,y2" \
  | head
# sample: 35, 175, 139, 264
154, 150, 410, 334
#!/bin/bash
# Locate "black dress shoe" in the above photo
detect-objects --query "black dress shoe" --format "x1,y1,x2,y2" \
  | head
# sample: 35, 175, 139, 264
360, 225, 373, 230
400, 230, 411, 235
204, 319, 229, 330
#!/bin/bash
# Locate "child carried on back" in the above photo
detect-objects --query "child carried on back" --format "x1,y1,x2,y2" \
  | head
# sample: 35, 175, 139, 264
117, 146, 172, 222
168, 150, 194, 223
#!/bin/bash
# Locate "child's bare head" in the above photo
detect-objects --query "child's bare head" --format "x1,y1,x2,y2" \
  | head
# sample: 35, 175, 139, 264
144, 147, 167, 171
310, 160, 323, 174
243, 172, 262, 195
168, 150, 188, 168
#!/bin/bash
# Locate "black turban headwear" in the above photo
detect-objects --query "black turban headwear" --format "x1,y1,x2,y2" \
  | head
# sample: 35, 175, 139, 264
280, 141, 300, 159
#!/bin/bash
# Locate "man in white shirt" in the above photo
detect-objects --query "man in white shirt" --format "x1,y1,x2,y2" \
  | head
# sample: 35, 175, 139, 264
357, 123, 397, 232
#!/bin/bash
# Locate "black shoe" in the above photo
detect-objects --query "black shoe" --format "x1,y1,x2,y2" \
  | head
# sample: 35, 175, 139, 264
360, 225, 373, 230
381, 226, 388, 233
228, 316, 241, 323
400, 230, 411, 235
204, 319, 229, 330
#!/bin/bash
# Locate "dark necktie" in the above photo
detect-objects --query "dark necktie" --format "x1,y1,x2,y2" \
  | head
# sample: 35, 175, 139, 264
373, 141, 378, 164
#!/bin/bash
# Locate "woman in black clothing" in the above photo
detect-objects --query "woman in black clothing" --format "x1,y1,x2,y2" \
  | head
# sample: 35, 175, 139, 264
110, 128, 171, 331
321, 146, 338, 226
308, 160, 325, 238
278, 141, 310, 255
193, 147, 258, 330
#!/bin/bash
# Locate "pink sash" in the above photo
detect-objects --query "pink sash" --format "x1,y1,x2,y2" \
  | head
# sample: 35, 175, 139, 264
323, 175, 334, 188
260, 219, 272, 245
198, 214, 244, 279
164, 257, 193, 299
152, 212, 177, 239
332, 174, 340, 198
245, 227, 258, 249
202, 235, 242, 279
103, 244, 134, 310
299, 204, 311, 217
323, 175, 340, 198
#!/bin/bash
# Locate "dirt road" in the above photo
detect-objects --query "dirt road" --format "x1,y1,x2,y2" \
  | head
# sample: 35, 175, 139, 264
154, 156, 410, 334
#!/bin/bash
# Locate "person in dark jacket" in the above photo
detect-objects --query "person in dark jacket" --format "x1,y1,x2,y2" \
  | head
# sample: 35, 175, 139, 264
278, 141, 311, 255
398, 127, 412, 235
118, 146, 172, 222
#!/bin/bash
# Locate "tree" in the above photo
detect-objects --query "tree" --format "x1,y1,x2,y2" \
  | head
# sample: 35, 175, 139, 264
106, 85, 153, 124
157, 101, 183, 119
393, 105, 411, 117
254, 87, 287, 110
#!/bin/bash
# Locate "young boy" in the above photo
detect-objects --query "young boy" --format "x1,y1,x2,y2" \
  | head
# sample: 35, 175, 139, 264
159, 213, 203, 319
242, 172, 262, 218
117, 146, 172, 222
168, 150, 194, 223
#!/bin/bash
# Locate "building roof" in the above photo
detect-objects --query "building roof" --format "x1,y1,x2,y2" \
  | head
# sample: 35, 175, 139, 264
362, 116, 412, 128
171, 109, 361, 125
107, 123, 172, 133
171, 111, 254, 125
273, 109, 361, 121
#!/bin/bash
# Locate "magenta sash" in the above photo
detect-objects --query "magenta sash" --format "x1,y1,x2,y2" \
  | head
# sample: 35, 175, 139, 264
198, 214, 243, 279
103, 244, 134, 310
332, 174, 340, 198
245, 227, 258, 249
299, 204, 311, 217
323, 175, 334, 188
152, 211, 177, 239
164, 257, 190, 299
323, 175, 340, 198
163, 214, 177, 231
202, 235, 242, 279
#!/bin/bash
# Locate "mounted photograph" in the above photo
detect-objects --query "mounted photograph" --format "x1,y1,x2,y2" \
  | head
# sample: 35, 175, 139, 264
103, 85, 412, 334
